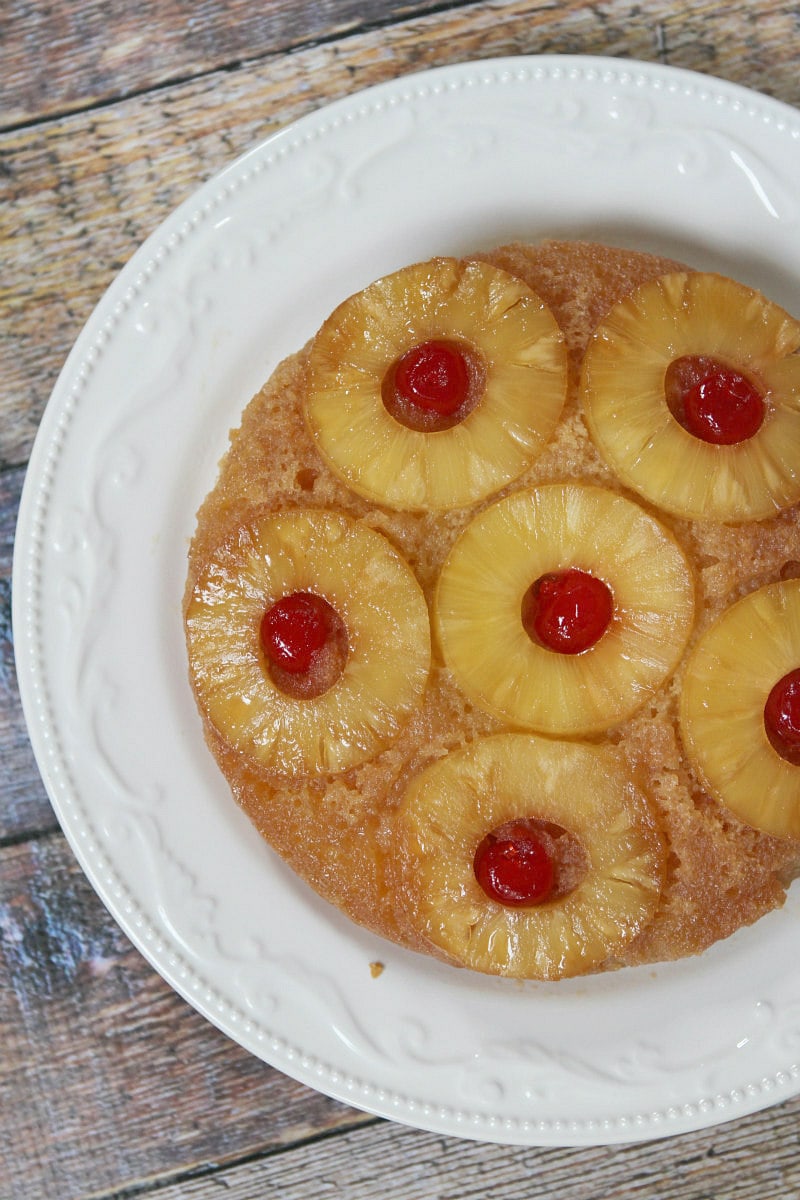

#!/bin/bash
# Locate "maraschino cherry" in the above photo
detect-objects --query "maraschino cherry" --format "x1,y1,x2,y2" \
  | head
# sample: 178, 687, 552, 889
474, 820, 555, 906
522, 568, 613, 655
393, 339, 470, 416
668, 357, 765, 445
260, 591, 336, 674
764, 668, 800, 765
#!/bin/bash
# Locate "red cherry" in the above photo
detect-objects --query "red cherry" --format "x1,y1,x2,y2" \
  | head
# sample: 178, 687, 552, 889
681, 366, 765, 445
474, 820, 555, 907
260, 591, 335, 674
521, 568, 614, 655
393, 340, 470, 415
764, 668, 800, 765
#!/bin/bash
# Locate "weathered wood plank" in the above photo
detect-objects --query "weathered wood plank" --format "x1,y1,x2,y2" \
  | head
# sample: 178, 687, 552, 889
0, 833, 369, 1200
4, 0, 800, 470
102, 1097, 800, 1200
0, 0, 452, 127
0, 466, 20, 581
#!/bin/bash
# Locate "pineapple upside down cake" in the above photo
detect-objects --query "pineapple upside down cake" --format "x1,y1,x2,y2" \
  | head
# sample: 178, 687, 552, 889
184, 240, 800, 981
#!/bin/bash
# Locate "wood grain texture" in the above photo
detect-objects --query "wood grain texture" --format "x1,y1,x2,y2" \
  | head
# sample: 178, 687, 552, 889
100, 1110, 800, 1199
1, 0, 451, 126
0, 834, 370, 1200
5, 2, 800, 1198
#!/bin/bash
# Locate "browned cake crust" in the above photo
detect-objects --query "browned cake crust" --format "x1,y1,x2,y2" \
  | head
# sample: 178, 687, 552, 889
184, 239, 800, 974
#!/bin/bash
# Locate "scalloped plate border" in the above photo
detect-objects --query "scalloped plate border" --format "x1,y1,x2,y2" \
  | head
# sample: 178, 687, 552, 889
13, 55, 800, 1146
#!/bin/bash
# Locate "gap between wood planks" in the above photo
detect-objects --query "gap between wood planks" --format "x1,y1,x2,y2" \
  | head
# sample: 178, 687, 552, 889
0, 0, 479, 134
97, 1117, 384, 1200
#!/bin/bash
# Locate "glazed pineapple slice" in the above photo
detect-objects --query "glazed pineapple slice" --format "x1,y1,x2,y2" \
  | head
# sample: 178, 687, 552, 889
581, 271, 800, 522
435, 483, 694, 735
185, 509, 431, 775
305, 257, 567, 511
394, 733, 665, 979
680, 579, 800, 838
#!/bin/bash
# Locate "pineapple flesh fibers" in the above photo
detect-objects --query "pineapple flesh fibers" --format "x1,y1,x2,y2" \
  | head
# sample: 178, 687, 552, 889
394, 733, 665, 980
435, 483, 694, 735
680, 579, 800, 839
185, 510, 431, 775
305, 257, 567, 511
581, 272, 800, 522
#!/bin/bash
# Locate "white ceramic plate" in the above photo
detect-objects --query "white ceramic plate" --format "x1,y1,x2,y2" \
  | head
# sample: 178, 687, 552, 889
14, 56, 800, 1146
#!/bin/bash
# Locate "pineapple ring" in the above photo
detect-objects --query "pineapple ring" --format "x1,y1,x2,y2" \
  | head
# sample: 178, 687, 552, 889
305, 257, 567, 511
581, 271, 800, 522
435, 483, 695, 736
394, 733, 665, 979
185, 509, 431, 775
680, 579, 800, 839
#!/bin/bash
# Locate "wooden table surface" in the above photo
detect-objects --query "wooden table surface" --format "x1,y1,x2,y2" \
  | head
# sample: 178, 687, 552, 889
4, 2, 800, 1196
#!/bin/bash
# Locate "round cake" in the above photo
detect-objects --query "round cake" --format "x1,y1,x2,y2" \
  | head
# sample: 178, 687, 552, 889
184, 239, 800, 980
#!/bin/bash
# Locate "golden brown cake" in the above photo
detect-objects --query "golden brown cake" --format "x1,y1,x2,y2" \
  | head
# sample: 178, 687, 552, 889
184, 239, 800, 980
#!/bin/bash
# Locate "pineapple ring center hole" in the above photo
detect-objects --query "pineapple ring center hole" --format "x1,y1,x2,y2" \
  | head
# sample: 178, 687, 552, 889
381, 338, 486, 432
260, 591, 349, 700
663, 355, 766, 445
521, 568, 614, 655
474, 818, 589, 907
